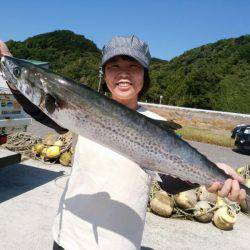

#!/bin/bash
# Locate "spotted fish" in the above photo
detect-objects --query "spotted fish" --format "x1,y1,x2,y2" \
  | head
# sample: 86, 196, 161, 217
1, 55, 249, 215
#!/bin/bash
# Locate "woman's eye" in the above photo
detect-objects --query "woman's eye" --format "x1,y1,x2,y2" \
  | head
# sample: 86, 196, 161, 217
107, 64, 119, 69
130, 64, 140, 69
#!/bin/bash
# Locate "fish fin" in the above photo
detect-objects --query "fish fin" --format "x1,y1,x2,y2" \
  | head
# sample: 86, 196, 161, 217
144, 169, 162, 182
244, 190, 250, 218
158, 173, 200, 195
238, 183, 250, 217
247, 197, 250, 217
45, 94, 57, 114
152, 119, 182, 131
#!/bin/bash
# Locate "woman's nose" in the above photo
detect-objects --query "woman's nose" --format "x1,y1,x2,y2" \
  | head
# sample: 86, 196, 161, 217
118, 68, 130, 77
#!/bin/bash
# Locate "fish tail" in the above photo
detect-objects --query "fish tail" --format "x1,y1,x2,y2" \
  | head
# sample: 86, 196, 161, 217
246, 193, 250, 217
238, 183, 250, 217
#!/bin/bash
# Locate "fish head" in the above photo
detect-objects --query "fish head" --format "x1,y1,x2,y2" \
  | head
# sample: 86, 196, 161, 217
0, 56, 43, 106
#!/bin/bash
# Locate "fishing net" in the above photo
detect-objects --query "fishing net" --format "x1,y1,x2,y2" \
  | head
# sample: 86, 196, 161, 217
1, 132, 42, 159
1, 131, 73, 165
148, 181, 242, 222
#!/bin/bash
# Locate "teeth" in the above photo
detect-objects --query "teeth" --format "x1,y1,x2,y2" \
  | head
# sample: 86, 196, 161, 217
118, 82, 130, 87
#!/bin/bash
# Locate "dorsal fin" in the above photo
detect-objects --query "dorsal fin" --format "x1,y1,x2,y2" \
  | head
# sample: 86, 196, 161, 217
152, 119, 182, 131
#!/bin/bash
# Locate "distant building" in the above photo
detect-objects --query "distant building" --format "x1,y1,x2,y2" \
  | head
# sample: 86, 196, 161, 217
22, 59, 49, 69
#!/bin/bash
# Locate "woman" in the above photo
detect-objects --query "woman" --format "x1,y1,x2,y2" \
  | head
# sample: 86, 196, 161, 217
0, 36, 246, 250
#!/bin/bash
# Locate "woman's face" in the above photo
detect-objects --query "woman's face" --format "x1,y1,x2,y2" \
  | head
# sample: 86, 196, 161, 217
104, 56, 144, 102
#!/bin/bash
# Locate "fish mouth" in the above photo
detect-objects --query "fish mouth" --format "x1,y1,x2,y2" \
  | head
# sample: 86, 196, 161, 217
0, 57, 6, 76
0, 56, 19, 89
0, 56, 10, 81
0, 69, 5, 79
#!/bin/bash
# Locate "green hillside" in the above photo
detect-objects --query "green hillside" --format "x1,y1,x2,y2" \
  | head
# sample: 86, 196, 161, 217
7, 30, 101, 90
6, 30, 250, 113
147, 35, 250, 113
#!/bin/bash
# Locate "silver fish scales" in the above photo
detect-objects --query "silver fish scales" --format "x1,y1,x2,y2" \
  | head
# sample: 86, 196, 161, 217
1, 55, 249, 215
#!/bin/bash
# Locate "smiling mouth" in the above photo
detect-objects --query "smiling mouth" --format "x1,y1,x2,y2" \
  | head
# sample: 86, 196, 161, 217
116, 82, 132, 87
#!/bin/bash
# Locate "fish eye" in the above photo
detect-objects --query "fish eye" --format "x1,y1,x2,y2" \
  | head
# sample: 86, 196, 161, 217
13, 67, 21, 78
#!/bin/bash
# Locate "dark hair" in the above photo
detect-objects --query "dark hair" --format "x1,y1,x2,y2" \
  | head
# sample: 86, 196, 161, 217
100, 55, 151, 98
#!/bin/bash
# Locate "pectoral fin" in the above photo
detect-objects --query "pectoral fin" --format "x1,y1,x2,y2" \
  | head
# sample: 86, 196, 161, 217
158, 174, 199, 194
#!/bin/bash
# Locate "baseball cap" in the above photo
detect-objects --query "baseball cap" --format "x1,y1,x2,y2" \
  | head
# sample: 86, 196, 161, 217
101, 35, 151, 69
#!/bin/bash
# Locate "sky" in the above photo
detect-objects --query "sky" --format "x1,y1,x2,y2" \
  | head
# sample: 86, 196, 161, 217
1, 0, 250, 60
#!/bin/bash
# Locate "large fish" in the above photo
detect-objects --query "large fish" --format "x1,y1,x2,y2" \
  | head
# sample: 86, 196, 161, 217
1, 56, 250, 214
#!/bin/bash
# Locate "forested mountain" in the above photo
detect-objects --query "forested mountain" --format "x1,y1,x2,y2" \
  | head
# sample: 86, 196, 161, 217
6, 30, 250, 113
7, 30, 101, 90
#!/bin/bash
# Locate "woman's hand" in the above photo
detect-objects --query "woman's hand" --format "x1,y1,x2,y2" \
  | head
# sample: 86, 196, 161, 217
0, 40, 12, 57
207, 163, 246, 203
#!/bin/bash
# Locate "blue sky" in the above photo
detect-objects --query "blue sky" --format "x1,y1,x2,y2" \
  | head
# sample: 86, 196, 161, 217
1, 1, 249, 60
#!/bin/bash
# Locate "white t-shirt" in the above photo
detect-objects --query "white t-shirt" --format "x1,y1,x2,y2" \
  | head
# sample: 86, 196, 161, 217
52, 107, 166, 250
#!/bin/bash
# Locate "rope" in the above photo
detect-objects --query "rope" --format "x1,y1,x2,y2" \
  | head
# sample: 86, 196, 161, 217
149, 181, 242, 221
1, 132, 73, 165
2, 132, 42, 159
241, 163, 250, 179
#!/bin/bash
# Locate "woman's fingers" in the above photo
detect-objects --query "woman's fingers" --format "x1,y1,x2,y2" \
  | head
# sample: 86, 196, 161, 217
228, 180, 240, 201
209, 179, 247, 203
216, 162, 244, 182
228, 170, 244, 183
208, 163, 247, 203
218, 179, 232, 197
238, 189, 247, 202
0, 41, 12, 56
207, 181, 221, 193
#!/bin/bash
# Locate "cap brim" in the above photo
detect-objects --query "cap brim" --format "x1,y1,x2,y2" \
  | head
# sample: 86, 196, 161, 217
101, 49, 148, 68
